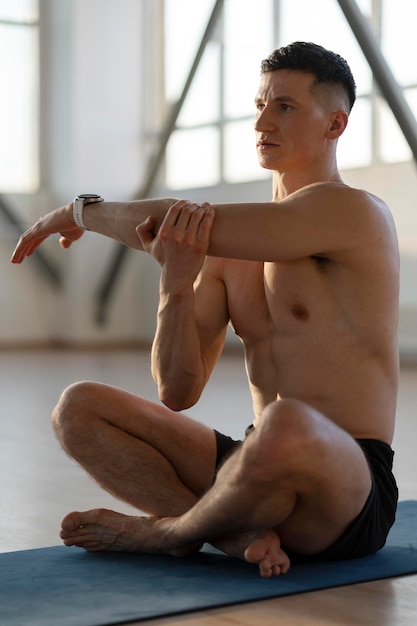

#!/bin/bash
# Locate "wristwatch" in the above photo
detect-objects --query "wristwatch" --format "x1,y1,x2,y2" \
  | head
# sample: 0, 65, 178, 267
73, 194, 104, 230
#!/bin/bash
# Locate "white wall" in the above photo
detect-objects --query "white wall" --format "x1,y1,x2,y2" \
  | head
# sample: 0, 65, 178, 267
2, 0, 158, 347
343, 161, 417, 358
1, 0, 417, 358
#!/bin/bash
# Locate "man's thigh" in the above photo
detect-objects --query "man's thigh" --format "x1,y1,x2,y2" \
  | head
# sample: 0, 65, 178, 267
252, 403, 374, 555
69, 381, 219, 498
281, 436, 372, 554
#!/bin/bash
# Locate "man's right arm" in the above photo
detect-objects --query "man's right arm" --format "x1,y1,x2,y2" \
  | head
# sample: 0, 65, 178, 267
140, 200, 228, 410
151, 263, 229, 410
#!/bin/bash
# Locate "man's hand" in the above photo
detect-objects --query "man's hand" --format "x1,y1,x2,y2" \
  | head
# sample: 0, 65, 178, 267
11, 204, 84, 264
137, 199, 215, 291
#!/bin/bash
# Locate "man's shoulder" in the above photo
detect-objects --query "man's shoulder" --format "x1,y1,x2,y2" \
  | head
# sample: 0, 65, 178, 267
288, 181, 392, 224
279, 181, 397, 261
290, 181, 382, 203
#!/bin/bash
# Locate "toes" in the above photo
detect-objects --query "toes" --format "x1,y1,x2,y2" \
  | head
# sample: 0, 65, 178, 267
244, 537, 266, 564
59, 509, 128, 552
61, 509, 105, 534
61, 511, 83, 534
244, 531, 291, 577
280, 553, 291, 574
258, 558, 287, 578
60, 510, 99, 540
271, 563, 282, 577
259, 558, 274, 578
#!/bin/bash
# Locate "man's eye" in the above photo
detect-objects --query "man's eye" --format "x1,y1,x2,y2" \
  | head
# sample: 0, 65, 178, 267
280, 103, 292, 111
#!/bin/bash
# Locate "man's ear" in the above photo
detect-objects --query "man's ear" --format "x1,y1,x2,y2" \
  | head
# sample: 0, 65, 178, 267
327, 110, 349, 139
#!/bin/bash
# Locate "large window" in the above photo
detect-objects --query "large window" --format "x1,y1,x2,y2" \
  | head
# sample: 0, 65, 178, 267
379, 0, 417, 162
164, 0, 272, 189
0, 0, 39, 193
162, 0, 417, 190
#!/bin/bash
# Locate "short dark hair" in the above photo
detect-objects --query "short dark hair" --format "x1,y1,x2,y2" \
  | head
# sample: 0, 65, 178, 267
261, 42, 356, 112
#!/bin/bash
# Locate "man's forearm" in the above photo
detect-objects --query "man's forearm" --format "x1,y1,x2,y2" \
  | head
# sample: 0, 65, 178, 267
80, 197, 283, 260
81, 198, 178, 249
151, 287, 207, 411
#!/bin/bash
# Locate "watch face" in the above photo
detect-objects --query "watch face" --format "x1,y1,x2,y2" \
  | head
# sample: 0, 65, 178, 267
78, 194, 101, 199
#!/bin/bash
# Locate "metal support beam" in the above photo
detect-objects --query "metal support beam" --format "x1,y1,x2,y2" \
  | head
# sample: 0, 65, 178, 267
337, 0, 417, 162
0, 195, 62, 288
95, 0, 225, 324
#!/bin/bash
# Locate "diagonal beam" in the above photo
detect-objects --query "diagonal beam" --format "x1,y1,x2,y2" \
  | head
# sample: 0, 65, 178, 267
95, 0, 225, 324
337, 0, 417, 162
0, 195, 62, 288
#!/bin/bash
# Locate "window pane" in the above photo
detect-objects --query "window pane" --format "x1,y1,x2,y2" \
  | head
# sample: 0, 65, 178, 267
279, 0, 372, 96
0, 0, 37, 21
356, 0, 372, 13
224, 0, 273, 118
0, 23, 38, 192
177, 42, 220, 126
382, 0, 417, 86
164, 0, 215, 102
166, 127, 220, 189
338, 97, 372, 169
224, 119, 269, 184
379, 88, 417, 164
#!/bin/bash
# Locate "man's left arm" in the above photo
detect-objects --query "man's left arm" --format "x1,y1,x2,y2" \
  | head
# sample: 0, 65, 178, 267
11, 184, 384, 266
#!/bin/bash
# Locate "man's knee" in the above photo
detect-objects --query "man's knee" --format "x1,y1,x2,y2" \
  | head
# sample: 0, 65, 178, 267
261, 399, 323, 445
240, 399, 328, 479
51, 381, 98, 444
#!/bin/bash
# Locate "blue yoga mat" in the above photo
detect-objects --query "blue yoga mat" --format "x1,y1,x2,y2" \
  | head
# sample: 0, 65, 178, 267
1, 500, 417, 626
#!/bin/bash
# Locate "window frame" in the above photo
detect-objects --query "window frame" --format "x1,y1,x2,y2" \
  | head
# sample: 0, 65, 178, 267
158, 0, 416, 192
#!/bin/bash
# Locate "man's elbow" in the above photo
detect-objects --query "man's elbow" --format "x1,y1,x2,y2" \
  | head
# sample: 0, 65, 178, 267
159, 386, 201, 412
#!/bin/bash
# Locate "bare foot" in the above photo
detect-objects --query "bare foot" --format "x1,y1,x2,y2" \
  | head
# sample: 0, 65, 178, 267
60, 508, 201, 555
214, 530, 291, 578
244, 530, 291, 578
60, 509, 289, 578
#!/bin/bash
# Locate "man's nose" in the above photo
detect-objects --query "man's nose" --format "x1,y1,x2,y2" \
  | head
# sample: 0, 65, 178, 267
254, 108, 276, 132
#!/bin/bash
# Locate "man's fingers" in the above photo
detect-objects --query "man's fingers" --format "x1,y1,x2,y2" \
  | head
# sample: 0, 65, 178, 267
167, 201, 214, 242
162, 200, 191, 229
59, 236, 73, 249
136, 216, 156, 250
196, 205, 215, 242
11, 235, 45, 263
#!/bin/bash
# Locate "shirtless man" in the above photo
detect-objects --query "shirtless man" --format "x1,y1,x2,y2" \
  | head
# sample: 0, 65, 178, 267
11, 42, 399, 578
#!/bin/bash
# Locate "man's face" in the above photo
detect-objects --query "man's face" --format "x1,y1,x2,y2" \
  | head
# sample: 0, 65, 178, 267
254, 70, 333, 173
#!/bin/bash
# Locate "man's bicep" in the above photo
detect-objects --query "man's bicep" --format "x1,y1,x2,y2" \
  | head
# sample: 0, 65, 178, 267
206, 185, 380, 262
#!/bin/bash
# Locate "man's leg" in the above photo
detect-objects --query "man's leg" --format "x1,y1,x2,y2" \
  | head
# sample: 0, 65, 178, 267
155, 399, 372, 553
52, 381, 217, 516
59, 399, 373, 575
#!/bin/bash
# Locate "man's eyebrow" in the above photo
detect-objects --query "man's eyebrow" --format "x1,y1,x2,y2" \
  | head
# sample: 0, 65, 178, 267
255, 95, 298, 104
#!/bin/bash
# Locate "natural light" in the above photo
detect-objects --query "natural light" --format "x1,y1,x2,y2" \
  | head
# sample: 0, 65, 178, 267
164, 0, 417, 190
0, 0, 38, 193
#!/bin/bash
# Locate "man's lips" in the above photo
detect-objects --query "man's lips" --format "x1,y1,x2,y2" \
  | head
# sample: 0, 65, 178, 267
257, 140, 279, 150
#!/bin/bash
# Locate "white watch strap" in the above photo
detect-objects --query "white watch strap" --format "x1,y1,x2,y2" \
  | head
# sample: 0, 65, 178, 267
73, 196, 103, 230
73, 197, 88, 230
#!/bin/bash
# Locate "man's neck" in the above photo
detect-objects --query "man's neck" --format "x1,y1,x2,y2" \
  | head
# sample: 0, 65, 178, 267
272, 168, 343, 201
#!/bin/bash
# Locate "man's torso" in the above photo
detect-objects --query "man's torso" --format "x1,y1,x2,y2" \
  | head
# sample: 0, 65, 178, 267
202, 195, 399, 443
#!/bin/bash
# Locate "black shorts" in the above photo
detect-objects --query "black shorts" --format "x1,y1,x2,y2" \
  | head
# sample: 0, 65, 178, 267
213, 429, 398, 561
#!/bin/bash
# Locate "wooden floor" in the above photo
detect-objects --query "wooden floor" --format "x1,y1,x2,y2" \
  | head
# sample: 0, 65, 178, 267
1, 349, 417, 625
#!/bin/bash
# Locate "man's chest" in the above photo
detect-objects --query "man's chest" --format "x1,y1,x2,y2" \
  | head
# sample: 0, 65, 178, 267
222, 257, 334, 341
